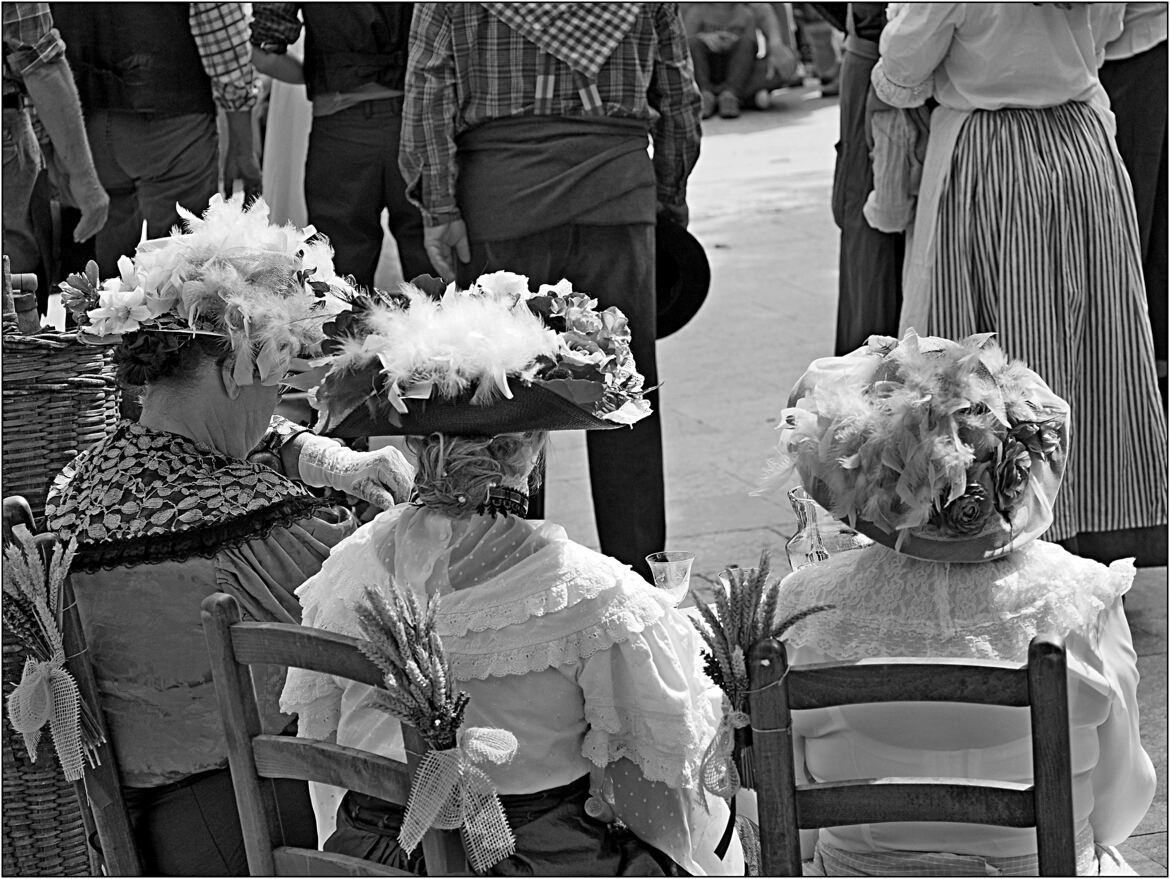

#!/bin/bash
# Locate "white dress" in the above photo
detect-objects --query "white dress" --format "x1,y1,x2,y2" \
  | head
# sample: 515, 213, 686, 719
776, 540, 1155, 875
281, 505, 745, 875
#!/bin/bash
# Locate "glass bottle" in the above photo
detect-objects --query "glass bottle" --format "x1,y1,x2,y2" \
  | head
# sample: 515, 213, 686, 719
785, 487, 872, 572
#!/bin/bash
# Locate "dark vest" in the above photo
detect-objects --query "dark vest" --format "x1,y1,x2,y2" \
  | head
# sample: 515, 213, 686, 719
301, 3, 411, 100
51, 2, 214, 116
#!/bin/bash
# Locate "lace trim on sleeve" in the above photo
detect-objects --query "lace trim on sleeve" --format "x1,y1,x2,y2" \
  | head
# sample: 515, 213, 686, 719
280, 684, 342, 743
582, 700, 714, 789
871, 58, 933, 108
446, 588, 667, 680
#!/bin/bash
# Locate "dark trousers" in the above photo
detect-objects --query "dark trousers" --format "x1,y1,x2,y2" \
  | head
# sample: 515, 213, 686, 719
831, 44, 904, 355
1099, 40, 1168, 403
122, 766, 316, 875
305, 99, 430, 290
688, 33, 758, 98
85, 109, 219, 276
456, 224, 665, 580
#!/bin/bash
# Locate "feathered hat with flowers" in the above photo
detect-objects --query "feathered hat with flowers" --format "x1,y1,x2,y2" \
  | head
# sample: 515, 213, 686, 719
307, 271, 652, 437
762, 330, 1070, 563
58, 194, 352, 387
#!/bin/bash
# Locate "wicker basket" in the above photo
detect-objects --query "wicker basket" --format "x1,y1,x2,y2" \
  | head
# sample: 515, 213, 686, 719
2, 329, 119, 876
2, 331, 119, 521
1, 644, 96, 876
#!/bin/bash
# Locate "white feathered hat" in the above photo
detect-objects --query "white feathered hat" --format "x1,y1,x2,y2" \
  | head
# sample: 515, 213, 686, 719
59, 194, 352, 387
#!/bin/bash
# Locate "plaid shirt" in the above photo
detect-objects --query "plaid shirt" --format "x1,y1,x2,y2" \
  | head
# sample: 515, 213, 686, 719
401, 2, 702, 226
2, 2, 65, 96
189, 2, 256, 111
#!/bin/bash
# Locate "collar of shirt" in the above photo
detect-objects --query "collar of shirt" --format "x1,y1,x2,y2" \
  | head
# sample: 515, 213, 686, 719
481, 2, 641, 79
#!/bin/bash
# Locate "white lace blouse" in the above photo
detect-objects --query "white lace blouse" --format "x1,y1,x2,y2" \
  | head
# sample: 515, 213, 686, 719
281, 505, 743, 875
775, 540, 1155, 868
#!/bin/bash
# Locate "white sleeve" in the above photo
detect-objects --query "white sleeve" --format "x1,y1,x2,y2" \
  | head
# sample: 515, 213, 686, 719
872, 3, 965, 107
1084, 596, 1157, 845
576, 603, 744, 874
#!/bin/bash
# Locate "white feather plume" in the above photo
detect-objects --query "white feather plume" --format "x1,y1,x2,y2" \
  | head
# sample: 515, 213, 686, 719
341, 286, 561, 403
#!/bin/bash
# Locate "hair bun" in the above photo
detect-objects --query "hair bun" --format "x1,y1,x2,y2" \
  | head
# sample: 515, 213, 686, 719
113, 332, 204, 388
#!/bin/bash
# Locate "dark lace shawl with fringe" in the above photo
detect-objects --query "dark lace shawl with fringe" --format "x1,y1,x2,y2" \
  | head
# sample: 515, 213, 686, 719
45, 420, 329, 572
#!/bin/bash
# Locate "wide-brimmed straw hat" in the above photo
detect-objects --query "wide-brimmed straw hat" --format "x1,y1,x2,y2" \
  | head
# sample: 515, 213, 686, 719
308, 272, 652, 438
762, 331, 1070, 563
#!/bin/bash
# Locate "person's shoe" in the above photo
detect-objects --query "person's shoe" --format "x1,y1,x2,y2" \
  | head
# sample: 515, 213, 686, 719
753, 89, 772, 111
717, 90, 741, 119
700, 90, 717, 119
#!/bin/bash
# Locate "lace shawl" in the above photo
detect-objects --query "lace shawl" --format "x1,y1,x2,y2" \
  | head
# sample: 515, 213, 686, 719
775, 540, 1135, 663
45, 420, 327, 572
284, 505, 720, 790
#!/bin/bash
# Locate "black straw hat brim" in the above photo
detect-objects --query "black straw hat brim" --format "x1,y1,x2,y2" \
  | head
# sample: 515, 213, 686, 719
319, 381, 625, 438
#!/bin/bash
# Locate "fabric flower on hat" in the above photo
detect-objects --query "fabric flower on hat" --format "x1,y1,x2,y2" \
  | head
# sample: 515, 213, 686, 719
86, 287, 152, 337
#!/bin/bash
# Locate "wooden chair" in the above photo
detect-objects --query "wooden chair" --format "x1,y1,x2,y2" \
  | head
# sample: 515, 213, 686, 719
747, 633, 1076, 876
201, 591, 469, 877
2, 495, 142, 876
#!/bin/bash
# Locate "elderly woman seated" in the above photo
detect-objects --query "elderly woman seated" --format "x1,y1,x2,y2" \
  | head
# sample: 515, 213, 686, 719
44, 195, 415, 875
280, 273, 747, 875
763, 331, 1156, 876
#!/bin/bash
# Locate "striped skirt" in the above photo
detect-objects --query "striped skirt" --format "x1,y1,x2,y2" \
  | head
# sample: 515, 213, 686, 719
926, 100, 1168, 542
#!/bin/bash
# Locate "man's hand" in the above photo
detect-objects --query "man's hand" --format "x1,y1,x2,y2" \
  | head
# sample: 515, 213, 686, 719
424, 219, 470, 279
222, 109, 262, 202
766, 40, 797, 82
698, 30, 738, 52
657, 201, 689, 229
69, 175, 109, 243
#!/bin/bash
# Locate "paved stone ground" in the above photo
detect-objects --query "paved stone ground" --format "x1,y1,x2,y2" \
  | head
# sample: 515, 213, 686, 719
540, 85, 1169, 874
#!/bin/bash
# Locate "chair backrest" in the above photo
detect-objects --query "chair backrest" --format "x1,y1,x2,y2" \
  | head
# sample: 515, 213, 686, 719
747, 634, 1076, 877
2, 495, 143, 876
200, 591, 469, 877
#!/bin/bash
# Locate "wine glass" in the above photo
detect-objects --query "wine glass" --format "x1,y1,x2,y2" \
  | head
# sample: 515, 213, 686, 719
645, 551, 695, 606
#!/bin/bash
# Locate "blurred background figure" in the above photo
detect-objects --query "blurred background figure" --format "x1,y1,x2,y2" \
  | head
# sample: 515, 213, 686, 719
251, 3, 430, 291
2, 1, 107, 314
1098, 2, 1167, 407
51, 2, 260, 277
795, 3, 841, 96
258, 34, 312, 228
682, 2, 796, 117
814, 2, 905, 355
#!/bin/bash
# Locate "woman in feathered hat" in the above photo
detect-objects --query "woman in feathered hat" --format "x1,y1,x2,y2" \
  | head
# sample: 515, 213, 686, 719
762, 331, 1155, 875
281, 272, 746, 875
43, 195, 416, 875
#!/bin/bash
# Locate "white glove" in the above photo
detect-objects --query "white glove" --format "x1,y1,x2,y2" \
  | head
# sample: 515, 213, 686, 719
297, 437, 415, 510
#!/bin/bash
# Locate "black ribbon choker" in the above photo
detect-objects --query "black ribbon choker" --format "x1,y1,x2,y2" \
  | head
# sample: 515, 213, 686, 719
477, 485, 529, 518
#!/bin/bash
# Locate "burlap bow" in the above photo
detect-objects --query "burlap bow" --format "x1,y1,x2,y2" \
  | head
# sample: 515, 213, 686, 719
6, 656, 85, 781
399, 726, 518, 873
698, 696, 750, 808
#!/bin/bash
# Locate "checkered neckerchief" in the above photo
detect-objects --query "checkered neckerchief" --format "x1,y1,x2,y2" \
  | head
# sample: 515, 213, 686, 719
481, 2, 641, 79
